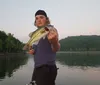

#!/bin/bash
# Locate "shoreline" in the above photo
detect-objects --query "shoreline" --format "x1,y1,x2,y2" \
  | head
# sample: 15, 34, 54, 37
57, 51, 100, 54
0, 52, 25, 55
0, 51, 100, 55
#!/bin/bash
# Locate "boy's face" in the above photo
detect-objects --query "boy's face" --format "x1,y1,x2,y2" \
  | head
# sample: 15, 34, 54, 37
35, 15, 47, 27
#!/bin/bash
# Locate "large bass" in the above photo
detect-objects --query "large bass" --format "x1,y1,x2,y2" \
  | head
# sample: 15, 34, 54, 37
23, 25, 55, 51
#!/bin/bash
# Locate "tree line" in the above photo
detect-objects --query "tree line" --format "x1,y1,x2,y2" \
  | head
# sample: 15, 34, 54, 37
59, 35, 100, 51
0, 30, 24, 53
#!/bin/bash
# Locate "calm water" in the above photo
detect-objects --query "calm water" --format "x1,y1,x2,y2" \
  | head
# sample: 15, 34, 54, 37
0, 52, 100, 85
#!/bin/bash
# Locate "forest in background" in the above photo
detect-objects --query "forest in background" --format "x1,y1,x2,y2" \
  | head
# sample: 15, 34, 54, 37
0, 30, 24, 53
59, 35, 100, 51
1, 30, 100, 52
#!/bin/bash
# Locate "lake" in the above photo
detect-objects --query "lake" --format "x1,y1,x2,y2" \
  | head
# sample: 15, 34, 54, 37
0, 52, 100, 85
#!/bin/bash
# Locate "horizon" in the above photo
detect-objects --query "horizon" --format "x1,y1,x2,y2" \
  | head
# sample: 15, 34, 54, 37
0, 0, 100, 43
0, 29, 100, 43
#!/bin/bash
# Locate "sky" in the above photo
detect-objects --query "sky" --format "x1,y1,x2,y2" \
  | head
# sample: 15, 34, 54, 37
0, 0, 100, 43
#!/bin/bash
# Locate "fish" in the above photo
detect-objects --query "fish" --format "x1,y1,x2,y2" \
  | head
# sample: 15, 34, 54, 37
23, 25, 54, 51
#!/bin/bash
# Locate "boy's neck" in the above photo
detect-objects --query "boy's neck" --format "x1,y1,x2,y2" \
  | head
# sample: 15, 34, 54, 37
37, 24, 48, 29
38, 26, 44, 29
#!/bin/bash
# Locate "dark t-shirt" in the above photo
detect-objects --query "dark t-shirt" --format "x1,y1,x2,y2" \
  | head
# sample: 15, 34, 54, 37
33, 36, 56, 68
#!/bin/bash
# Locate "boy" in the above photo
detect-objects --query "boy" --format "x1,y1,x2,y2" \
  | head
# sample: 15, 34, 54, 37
29, 10, 60, 85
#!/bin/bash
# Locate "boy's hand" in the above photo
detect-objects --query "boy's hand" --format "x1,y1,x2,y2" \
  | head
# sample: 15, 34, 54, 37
47, 28, 58, 44
28, 49, 35, 55
47, 28, 60, 52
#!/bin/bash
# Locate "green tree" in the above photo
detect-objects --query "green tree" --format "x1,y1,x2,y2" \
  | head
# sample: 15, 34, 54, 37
60, 35, 100, 51
0, 39, 2, 51
0, 30, 24, 53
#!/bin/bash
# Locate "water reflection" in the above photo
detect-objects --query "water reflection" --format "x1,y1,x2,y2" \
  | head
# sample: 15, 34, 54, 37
0, 53, 100, 85
56, 53, 100, 85
0, 53, 28, 80
56, 53, 100, 67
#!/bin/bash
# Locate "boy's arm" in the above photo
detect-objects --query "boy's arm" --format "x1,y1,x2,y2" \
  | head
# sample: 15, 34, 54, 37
28, 44, 37, 55
47, 28, 60, 52
51, 40, 60, 52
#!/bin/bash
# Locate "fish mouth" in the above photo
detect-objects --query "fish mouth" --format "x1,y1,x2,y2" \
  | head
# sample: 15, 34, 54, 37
44, 27, 49, 31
